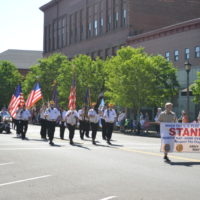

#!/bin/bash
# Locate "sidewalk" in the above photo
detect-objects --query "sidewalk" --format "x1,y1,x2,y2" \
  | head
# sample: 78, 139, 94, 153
114, 129, 160, 138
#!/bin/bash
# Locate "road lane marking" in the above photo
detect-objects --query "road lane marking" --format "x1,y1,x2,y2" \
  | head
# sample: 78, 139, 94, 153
120, 148, 200, 162
0, 175, 52, 187
0, 162, 14, 166
0, 148, 55, 151
100, 196, 117, 200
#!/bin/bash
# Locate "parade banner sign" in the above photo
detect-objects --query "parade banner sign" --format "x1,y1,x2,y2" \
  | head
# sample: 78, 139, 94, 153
160, 123, 200, 153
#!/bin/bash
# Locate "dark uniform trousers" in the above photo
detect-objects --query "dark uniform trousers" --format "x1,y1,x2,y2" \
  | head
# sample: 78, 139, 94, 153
101, 118, 106, 139
90, 122, 98, 141
21, 120, 28, 139
83, 121, 90, 137
47, 121, 56, 142
40, 118, 48, 139
67, 124, 75, 141
79, 120, 84, 139
60, 122, 65, 139
105, 122, 114, 142
15, 119, 21, 135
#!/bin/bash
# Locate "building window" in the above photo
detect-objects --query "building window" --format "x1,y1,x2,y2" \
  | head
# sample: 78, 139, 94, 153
44, 26, 48, 53
195, 46, 200, 58
165, 52, 170, 61
88, 22, 92, 38
48, 24, 52, 51
107, 15, 111, 32
106, 0, 112, 32
53, 20, 57, 50
94, 20, 98, 36
174, 50, 179, 61
74, 12, 78, 43
122, 0, 127, 26
113, 0, 120, 29
184, 48, 190, 60
123, 9, 127, 25
69, 14, 73, 45
80, 10, 84, 41
100, 17, 104, 34
58, 18, 62, 48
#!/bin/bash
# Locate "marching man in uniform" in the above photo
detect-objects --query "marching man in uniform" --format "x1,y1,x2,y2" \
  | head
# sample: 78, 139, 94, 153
20, 105, 31, 139
59, 107, 67, 140
44, 101, 60, 146
40, 103, 48, 140
104, 103, 117, 145
65, 108, 78, 145
88, 102, 99, 145
15, 105, 23, 137
78, 105, 86, 140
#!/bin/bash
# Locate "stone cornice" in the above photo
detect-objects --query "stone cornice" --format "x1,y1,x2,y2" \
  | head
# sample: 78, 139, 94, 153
127, 18, 200, 45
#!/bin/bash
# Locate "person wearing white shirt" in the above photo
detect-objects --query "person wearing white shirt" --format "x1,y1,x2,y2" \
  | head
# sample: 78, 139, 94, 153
78, 106, 86, 140
88, 102, 99, 145
15, 105, 23, 137
118, 110, 126, 132
39, 103, 48, 139
103, 103, 117, 145
20, 105, 31, 139
44, 101, 60, 145
65, 109, 78, 145
59, 107, 67, 140
99, 106, 107, 140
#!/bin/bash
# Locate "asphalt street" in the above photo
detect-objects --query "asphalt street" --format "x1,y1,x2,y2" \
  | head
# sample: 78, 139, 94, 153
0, 125, 200, 200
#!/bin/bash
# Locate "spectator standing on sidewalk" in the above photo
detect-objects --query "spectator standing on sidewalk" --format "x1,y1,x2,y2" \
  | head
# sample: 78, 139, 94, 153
154, 108, 162, 134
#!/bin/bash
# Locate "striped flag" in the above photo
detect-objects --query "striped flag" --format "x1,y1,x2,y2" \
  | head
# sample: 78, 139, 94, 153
68, 78, 76, 110
26, 82, 43, 109
8, 84, 25, 118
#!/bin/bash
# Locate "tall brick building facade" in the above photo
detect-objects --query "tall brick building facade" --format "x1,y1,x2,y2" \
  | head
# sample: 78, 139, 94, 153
40, 0, 200, 59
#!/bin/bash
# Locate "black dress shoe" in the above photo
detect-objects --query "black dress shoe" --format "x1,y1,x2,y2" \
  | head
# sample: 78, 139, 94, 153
92, 141, 96, 145
70, 140, 74, 145
164, 155, 171, 162
107, 141, 112, 145
49, 141, 54, 146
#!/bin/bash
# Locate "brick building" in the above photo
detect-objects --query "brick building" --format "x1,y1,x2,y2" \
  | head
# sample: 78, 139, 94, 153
40, 0, 200, 119
40, 0, 200, 59
127, 18, 200, 119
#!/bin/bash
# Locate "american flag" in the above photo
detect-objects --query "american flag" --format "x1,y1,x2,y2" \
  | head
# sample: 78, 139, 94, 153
8, 84, 25, 118
26, 82, 43, 109
68, 78, 76, 110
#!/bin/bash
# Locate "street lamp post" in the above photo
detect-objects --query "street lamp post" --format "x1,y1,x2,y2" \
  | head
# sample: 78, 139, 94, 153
184, 60, 192, 116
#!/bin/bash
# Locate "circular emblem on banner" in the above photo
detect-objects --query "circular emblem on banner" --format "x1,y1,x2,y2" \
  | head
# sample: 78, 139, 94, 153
176, 144, 183, 152
164, 144, 170, 152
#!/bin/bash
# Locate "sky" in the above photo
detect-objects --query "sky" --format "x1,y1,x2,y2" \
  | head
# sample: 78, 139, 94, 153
0, 0, 50, 53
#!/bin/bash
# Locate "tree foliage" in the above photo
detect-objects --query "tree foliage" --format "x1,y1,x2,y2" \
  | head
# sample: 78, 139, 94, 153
58, 55, 105, 108
104, 46, 179, 116
23, 53, 70, 103
191, 72, 200, 104
0, 61, 22, 106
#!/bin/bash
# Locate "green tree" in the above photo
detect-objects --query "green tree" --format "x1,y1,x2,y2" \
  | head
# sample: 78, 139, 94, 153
58, 55, 106, 108
191, 72, 200, 104
0, 61, 22, 107
23, 53, 70, 104
104, 46, 179, 118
